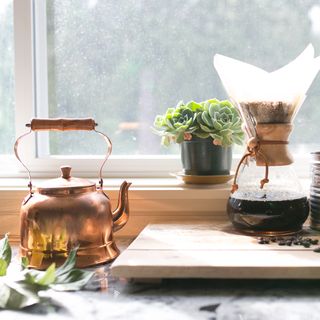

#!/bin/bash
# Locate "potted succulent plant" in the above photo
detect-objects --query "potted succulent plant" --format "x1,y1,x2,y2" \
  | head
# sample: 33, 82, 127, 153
153, 99, 244, 175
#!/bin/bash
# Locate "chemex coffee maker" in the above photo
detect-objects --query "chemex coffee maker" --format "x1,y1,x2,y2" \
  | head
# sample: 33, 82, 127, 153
14, 118, 131, 269
214, 44, 320, 235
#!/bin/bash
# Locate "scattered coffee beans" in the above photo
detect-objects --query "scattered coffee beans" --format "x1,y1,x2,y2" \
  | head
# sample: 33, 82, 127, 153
257, 236, 320, 252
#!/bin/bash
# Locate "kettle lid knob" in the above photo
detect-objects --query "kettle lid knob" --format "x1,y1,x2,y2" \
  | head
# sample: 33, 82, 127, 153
61, 166, 72, 179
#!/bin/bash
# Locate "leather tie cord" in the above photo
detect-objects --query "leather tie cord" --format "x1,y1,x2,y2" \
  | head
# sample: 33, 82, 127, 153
230, 138, 288, 194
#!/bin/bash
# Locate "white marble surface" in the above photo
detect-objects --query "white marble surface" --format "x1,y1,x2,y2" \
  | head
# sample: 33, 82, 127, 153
2, 239, 320, 320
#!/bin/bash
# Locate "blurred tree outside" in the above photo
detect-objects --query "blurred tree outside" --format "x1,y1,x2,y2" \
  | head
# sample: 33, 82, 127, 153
46, 0, 320, 156
0, 0, 14, 155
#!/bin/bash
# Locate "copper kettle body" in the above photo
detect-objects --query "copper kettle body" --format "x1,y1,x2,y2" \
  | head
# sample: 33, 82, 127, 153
15, 118, 131, 269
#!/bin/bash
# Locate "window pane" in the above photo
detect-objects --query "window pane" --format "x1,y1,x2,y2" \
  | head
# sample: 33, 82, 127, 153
45, 0, 320, 156
0, 0, 14, 155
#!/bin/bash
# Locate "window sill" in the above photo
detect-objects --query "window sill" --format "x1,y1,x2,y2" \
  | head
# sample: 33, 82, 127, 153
0, 177, 231, 190
0, 178, 232, 240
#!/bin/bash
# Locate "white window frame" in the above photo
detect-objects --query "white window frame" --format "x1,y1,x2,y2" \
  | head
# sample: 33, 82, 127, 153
7, 0, 312, 180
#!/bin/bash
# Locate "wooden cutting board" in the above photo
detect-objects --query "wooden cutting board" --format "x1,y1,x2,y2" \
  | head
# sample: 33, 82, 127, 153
111, 223, 320, 279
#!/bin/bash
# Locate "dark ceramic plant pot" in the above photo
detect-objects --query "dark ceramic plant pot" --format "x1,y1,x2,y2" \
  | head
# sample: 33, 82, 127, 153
181, 137, 232, 175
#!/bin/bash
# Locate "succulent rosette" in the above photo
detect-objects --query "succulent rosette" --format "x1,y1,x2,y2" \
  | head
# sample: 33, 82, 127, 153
153, 99, 244, 147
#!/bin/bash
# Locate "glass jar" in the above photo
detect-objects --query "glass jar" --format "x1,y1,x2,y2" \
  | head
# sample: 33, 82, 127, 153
227, 157, 309, 235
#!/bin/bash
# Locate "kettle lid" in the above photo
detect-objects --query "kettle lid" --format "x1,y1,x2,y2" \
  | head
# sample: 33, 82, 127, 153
36, 166, 96, 195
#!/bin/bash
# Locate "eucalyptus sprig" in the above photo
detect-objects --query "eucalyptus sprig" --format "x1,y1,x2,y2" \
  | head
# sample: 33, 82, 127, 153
0, 234, 11, 276
0, 235, 94, 310
153, 98, 244, 147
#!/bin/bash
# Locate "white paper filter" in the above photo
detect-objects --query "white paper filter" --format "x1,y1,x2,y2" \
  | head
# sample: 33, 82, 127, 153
213, 44, 320, 122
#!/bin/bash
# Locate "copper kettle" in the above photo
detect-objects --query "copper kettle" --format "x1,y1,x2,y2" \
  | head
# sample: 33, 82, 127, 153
14, 118, 131, 269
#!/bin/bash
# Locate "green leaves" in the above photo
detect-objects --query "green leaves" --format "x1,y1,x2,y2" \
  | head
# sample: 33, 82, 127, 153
0, 259, 7, 276
51, 269, 93, 292
0, 234, 41, 309
21, 247, 93, 292
201, 111, 213, 127
23, 263, 56, 286
20, 256, 29, 270
56, 246, 77, 277
0, 234, 11, 276
212, 120, 223, 131
0, 234, 94, 310
0, 280, 41, 310
185, 101, 202, 112
152, 98, 244, 147
51, 246, 93, 291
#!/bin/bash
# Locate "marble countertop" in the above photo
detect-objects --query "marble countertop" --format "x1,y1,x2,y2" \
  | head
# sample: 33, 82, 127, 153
2, 239, 320, 320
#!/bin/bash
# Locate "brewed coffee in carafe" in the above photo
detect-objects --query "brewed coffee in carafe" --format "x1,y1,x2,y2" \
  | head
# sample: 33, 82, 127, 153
214, 45, 320, 235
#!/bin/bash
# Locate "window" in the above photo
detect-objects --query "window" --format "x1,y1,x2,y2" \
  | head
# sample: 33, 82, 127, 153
0, 0, 14, 155
2, 0, 320, 177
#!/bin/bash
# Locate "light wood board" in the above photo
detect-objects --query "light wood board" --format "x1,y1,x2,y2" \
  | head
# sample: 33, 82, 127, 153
111, 223, 320, 279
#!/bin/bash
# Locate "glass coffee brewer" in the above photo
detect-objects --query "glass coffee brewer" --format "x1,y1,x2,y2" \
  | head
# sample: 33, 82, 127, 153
214, 45, 320, 235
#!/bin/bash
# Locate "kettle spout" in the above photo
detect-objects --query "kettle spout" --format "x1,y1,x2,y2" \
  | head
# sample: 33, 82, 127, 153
112, 181, 131, 232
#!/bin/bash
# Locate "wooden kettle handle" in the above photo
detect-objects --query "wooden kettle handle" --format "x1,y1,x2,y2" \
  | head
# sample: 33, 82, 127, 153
28, 118, 97, 131
15, 118, 111, 193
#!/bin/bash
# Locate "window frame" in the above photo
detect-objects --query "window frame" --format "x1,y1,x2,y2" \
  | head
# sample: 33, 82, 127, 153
7, 0, 312, 180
